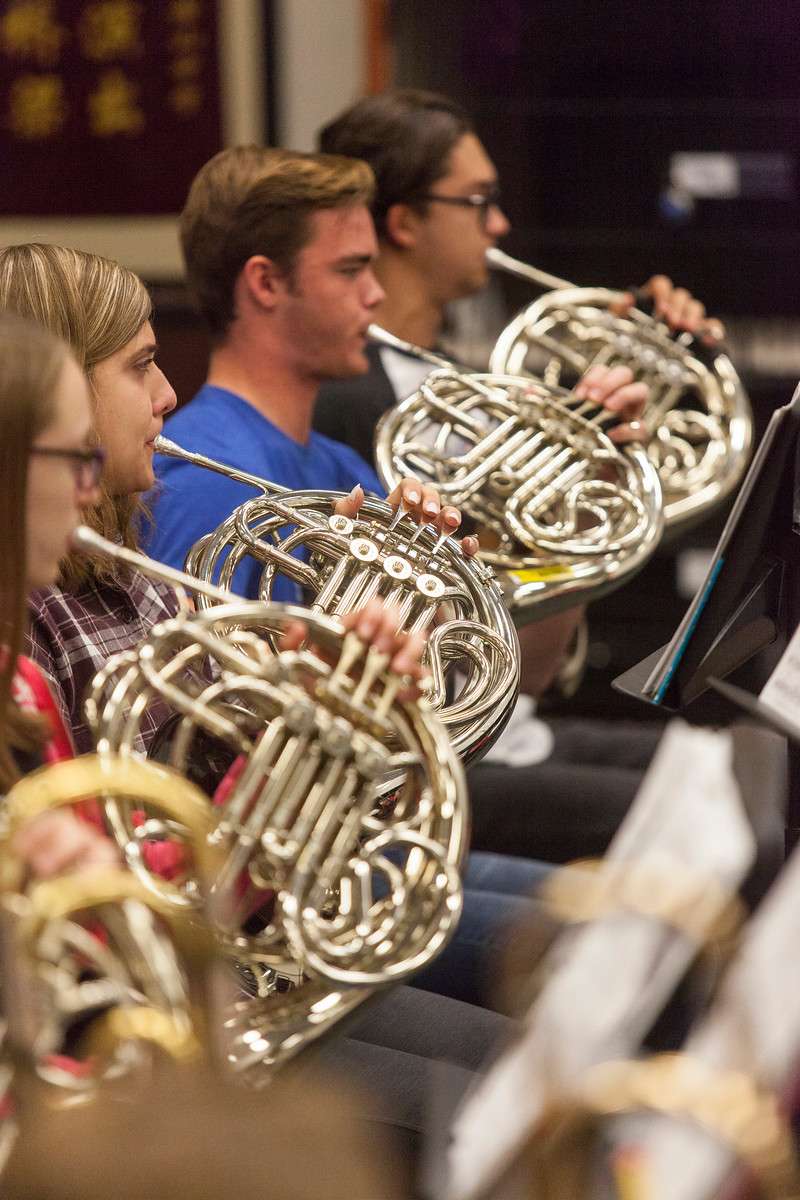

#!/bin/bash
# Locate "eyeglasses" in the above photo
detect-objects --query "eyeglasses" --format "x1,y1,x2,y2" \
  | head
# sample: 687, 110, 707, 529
416, 186, 502, 229
30, 446, 106, 489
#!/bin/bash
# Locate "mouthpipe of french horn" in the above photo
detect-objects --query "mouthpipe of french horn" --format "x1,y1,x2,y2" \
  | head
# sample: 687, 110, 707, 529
368, 324, 502, 402
368, 323, 455, 373
485, 247, 573, 292
154, 434, 289, 497
70, 525, 238, 608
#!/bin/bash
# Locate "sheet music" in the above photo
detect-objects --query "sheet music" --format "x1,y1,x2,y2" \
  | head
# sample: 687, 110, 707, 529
759, 618, 800, 727
602, 843, 800, 1200
446, 722, 755, 1200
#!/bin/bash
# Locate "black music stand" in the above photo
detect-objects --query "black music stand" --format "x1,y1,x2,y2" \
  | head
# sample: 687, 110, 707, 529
614, 382, 800, 846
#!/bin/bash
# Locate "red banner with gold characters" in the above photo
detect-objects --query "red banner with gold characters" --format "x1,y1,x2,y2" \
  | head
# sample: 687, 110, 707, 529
0, 0, 223, 214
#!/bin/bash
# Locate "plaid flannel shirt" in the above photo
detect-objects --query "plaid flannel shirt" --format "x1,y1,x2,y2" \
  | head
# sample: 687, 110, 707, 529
26, 570, 179, 756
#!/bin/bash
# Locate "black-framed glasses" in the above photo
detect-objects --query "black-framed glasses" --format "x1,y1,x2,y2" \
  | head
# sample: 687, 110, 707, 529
416, 186, 502, 228
30, 446, 106, 489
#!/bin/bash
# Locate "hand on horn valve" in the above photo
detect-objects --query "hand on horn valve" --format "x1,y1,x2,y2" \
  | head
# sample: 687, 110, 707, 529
612, 275, 726, 345
573, 363, 650, 444
333, 480, 480, 558
279, 596, 428, 703
13, 809, 119, 882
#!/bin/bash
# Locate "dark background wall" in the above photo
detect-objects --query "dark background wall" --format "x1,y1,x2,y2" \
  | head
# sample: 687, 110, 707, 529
390, 0, 800, 318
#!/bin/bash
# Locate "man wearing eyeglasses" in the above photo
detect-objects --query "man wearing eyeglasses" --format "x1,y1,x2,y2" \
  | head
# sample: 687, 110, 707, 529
314, 87, 713, 466
312, 89, 716, 866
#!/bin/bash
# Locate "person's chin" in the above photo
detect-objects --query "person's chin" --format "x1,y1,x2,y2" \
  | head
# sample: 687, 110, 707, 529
28, 557, 60, 591
469, 263, 490, 293
320, 350, 369, 380
138, 462, 156, 492
351, 346, 370, 374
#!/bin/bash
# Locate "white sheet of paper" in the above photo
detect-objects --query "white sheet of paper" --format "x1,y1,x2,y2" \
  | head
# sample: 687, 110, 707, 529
760, 619, 800, 723
603, 843, 800, 1200
446, 721, 755, 1200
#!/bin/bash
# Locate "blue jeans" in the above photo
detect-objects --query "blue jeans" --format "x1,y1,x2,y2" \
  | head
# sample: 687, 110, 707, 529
412, 851, 552, 1009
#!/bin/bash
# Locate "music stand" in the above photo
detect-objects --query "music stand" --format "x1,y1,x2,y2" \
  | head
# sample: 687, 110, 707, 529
614, 382, 800, 845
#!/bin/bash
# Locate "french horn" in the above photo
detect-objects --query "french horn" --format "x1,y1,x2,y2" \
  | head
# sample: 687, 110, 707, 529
74, 527, 469, 1074
0, 755, 217, 1121
152, 435, 520, 767
370, 325, 664, 621
487, 246, 753, 529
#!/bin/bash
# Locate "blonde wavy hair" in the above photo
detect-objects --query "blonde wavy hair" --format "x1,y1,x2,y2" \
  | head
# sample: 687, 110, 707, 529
0, 243, 152, 586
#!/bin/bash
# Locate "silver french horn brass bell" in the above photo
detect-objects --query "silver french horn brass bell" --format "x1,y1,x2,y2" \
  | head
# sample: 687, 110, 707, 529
74, 528, 469, 1075
370, 325, 664, 621
153, 435, 520, 767
487, 247, 753, 530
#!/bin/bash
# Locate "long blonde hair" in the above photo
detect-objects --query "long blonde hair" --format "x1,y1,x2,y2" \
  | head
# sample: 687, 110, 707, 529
0, 313, 72, 790
0, 243, 153, 586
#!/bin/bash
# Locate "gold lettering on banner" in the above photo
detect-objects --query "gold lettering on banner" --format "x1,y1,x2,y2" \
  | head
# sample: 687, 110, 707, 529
166, 0, 205, 119
168, 80, 202, 116
78, 0, 143, 61
87, 67, 144, 135
169, 26, 204, 55
0, 0, 66, 66
8, 71, 66, 137
169, 52, 202, 80
167, 0, 203, 22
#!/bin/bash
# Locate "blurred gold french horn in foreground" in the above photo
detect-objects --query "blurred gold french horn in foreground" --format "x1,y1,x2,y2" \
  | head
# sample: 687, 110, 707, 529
152, 435, 519, 767
487, 246, 753, 530
370, 325, 664, 621
0, 755, 218, 1129
74, 527, 469, 1076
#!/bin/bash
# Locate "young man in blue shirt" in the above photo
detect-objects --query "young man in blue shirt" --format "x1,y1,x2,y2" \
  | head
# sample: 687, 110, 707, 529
147, 145, 471, 597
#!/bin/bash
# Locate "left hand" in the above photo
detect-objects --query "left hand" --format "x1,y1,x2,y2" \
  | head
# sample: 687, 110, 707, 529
612, 276, 725, 345
574, 364, 649, 445
279, 596, 428, 702
333, 482, 480, 558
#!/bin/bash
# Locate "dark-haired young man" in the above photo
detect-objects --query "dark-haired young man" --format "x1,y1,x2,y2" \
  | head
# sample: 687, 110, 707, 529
312, 89, 722, 864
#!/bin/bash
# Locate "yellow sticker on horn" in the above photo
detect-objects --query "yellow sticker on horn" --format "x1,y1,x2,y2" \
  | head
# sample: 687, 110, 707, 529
509, 565, 576, 583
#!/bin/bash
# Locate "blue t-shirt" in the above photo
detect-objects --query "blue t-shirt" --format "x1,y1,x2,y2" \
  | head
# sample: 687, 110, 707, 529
145, 384, 384, 600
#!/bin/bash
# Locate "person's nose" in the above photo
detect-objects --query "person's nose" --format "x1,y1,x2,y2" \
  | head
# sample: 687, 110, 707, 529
152, 366, 178, 416
363, 267, 385, 310
486, 202, 511, 240
76, 476, 101, 506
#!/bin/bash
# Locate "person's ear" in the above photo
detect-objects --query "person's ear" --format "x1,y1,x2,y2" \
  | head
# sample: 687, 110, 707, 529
239, 254, 285, 312
384, 202, 421, 250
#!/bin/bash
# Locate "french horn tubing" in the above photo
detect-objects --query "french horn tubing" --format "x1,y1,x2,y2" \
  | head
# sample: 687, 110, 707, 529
487, 246, 753, 530
0, 756, 218, 1106
152, 435, 520, 769
370, 324, 664, 621
74, 527, 470, 1073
